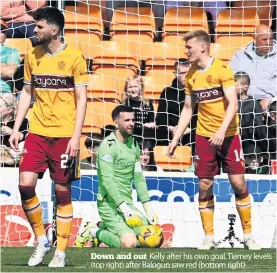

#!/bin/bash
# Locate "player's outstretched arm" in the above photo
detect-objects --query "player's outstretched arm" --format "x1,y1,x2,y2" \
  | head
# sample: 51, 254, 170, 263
66, 85, 87, 157
9, 84, 32, 151
167, 95, 196, 158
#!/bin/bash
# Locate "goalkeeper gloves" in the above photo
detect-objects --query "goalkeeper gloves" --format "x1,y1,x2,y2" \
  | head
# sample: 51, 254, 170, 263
119, 202, 143, 228
143, 201, 158, 225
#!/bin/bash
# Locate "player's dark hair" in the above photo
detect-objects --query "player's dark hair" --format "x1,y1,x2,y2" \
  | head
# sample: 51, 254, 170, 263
84, 133, 102, 149
234, 71, 250, 86
112, 105, 134, 121
33, 7, 65, 31
174, 58, 190, 70
183, 30, 211, 45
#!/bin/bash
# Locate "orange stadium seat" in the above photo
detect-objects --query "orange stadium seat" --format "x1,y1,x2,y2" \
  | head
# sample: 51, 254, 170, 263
93, 68, 135, 96
162, 34, 186, 47
89, 41, 139, 74
145, 43, 186, 72
64, 5, 103, 33
63, 30, 101, 54
233, 1, 274, 26
215, 35, 254, 49
162, 7, 209, 41
216, 8, 260, 34
4, 38, 32, 60
110, 7, 155, 61
110, 7, 155, 35
87, 74, 122, 101
145, 70, 175, 88
154, 146, 192, 171
83, 100, 118, 133
142, 76, 170, 99
210, 43, 240, 62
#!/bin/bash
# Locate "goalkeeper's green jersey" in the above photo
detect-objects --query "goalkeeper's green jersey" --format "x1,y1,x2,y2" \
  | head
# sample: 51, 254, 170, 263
96, 132, 150, 207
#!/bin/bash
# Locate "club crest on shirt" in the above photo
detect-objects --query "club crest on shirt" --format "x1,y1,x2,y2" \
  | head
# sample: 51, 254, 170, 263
58, 60, 65, 70
206, 75, 219, 85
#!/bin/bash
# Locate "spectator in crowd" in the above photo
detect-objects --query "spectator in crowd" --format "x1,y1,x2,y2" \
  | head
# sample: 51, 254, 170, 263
243, 141, 269, 174
230, 24, 276, 111
0, 93, 28, 166
0, 0, 47, 46
234, 71, 267, 152
268, 101, 276, 161
80, 133, 102, 170
122, 75, 156, 146
156, 58, 191, 145
1, 20, 21, 94
140, 141, 163, 172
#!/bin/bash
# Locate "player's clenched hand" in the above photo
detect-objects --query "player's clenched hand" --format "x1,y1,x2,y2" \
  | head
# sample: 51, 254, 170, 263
119, 202, 143, 228
66, 136, 80, 157
143, 201, 158, 225
9, 131, 21, 152
167, 140, 178, 159
209, 128, 225, 147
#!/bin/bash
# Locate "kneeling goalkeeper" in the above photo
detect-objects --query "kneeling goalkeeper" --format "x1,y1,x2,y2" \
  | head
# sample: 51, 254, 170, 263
75, 105, 162, 248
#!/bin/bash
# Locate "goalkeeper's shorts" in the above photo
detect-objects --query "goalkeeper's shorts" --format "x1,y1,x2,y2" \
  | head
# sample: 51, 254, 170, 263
97, 200, 148, 236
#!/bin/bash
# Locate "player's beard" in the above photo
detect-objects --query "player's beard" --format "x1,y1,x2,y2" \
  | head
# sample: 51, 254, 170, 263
35, 34, 51, 46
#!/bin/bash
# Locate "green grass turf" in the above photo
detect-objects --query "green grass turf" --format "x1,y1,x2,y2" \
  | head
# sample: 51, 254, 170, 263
1, 247, 276, 272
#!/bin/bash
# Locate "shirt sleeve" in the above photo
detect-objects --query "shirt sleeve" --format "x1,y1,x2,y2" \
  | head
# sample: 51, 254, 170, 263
97, 141, 125, 207
132, 145, 150, 204
7, 48, 20, 66
23, 51, 32, 85
72, 52, 89, 87
219, 62, 236, 92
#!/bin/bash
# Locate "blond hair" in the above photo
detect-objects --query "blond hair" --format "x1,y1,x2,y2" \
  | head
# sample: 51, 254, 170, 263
183, 30, 211, 50
122, 75, 149, 106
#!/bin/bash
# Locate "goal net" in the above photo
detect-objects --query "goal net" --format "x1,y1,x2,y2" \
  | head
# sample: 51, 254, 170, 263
0, 0, 276, 248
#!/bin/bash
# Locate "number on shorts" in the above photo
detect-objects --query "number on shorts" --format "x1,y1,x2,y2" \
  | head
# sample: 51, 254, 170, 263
61, 154, 69, 168
234, 149, 244, 162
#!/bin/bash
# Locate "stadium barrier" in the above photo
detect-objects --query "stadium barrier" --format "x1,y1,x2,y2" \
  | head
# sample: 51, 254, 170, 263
1, 168, 276, 248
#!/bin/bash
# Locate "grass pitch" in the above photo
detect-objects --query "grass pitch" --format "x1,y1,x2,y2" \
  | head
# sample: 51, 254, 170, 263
1, 247, 276, 272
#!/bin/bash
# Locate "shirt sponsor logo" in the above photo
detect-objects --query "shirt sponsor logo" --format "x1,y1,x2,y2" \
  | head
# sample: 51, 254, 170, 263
32, 75, 74, 89
195, 88, 223, 102
101, 154, 113, 162
114, 160, 136, 169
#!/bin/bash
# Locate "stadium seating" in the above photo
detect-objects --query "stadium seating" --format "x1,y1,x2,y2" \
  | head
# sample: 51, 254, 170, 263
64, 4, 103, 33
4, 38, 32, 60
162, 34, 186, 47
163, 7, 209, 35
90, 41, 139, 74
233, 1, 274, 26
63, 30, 101, 55
154, 145, 192, 171
145, 42, 186, 72
210, 43, 241, 62
215, 35, 253, 48
110, 7, 155, 36
215, 8, 260, 34
87, 74, 122, 101
144, 70, 175, 90
83, 99, 118, 133
142, 76, 169, 99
